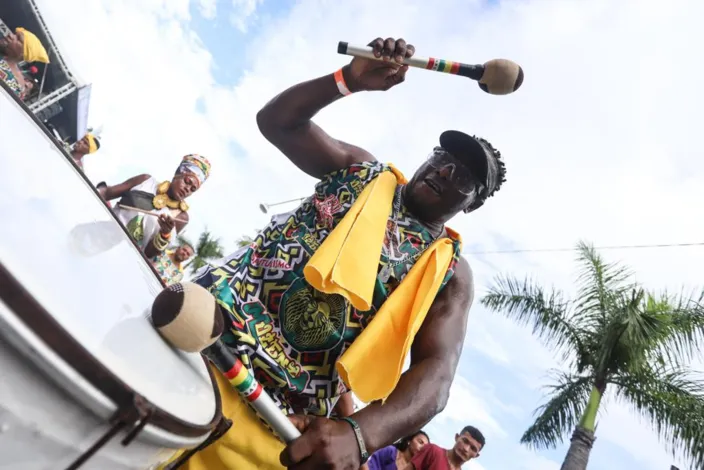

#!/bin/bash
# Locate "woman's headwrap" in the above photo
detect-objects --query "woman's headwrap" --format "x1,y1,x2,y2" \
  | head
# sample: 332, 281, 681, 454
86, 133, 98, 154
15, 28, 49, 64
175, 154, 211, 187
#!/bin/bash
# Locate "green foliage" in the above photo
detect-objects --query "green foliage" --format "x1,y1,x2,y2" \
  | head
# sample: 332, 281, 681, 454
481, 241, 704, 467
179, 229, 225, 275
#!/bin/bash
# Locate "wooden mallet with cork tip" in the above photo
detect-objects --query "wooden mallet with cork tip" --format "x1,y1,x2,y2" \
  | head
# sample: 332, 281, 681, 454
337, 41, 524, 95
151, 282, 302, 443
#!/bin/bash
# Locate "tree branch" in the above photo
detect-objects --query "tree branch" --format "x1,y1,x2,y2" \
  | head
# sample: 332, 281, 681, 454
481, 276, 587, 368
611, 366, 704, 469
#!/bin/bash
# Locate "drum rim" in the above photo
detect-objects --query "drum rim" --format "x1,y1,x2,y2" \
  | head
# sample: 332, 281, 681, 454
0, 82, 223, 438
0, 263, 223, 437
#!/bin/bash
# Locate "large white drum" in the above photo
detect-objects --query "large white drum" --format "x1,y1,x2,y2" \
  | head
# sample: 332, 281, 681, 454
0, 84, 222, 469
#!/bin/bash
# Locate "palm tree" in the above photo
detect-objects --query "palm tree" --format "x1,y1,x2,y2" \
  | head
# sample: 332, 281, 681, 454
178, 229, 225, 275
235, 234, 256, 248
481, 241, 704, 470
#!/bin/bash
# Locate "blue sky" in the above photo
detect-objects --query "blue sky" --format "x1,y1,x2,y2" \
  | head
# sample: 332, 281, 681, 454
190, 0, 288, 85
36, 0, 704, 468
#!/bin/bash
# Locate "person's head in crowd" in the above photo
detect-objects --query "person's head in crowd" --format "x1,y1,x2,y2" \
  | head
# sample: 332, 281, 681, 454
451, 425, 485, 463
168, 154, 211, 201
0, 28, 49, 64
173, 243, 194, 263
394, 430, 430, 457
73, 133, 101, 157
0, 28, 48, 100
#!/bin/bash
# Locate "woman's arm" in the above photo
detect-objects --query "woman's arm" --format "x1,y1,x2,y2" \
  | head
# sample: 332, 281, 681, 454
101, 174, 151, 201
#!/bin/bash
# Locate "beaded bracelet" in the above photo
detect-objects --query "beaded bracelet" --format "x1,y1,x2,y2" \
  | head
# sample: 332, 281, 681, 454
153, 232, 170, 252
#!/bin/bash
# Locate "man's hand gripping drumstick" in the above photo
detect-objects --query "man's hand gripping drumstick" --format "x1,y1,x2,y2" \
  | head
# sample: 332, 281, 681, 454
150, 282, 302, 443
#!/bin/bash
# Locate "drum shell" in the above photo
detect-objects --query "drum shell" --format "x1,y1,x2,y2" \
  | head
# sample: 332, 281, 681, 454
0, 79, 222, 468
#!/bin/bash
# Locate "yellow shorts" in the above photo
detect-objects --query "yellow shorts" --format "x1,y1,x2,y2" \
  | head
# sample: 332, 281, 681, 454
161, 365, 286, 470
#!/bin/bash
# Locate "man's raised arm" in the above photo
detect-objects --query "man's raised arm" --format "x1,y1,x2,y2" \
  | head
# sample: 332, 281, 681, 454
256, 37, 415, 179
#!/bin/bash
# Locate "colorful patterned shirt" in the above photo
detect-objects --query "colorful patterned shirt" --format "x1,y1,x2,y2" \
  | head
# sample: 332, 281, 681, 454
0, 58, 24, 99
151, 250, 184, 285
193, 162, 462, 417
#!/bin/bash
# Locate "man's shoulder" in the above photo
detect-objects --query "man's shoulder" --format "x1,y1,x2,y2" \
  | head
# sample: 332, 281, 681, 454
411, 443, 447, 464
317, 160, 387, 188
446, 255, 473, 292
424, 443, 446, 454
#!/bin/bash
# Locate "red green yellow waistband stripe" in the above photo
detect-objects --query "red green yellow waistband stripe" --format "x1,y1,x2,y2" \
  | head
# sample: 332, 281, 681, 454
426, 57, 460, 75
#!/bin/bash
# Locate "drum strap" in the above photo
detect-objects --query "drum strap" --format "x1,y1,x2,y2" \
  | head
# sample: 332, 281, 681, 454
163, 416, 233, 470
65, 395, 156, 470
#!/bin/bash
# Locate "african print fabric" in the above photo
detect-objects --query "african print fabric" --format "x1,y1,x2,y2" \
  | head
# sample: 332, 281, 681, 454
193, 161, 462, 419
151, 250, 184, 285
0, 58, 24, 98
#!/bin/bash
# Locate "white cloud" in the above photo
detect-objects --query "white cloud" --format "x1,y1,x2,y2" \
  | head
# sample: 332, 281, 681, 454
596, 395, 677, 469
514, 449, 562, 470
198, 0, 217, 19
467, 461, 489, 470
35, 0, 704, 469
230, 0, 263, 32
429, 375, 507, 439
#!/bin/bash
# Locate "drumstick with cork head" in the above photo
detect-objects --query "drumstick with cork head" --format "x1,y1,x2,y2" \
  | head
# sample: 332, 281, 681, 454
337, 41, 524, 95
151, 282, 302, 443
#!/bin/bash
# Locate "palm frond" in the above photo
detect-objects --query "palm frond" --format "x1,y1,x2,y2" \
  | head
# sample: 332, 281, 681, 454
611, 366, 704, 469
602, 288, 670, 373
184, 229, 225, 275
188, 257, 208, 275
175, 234, 193, 249
594, 288, 704, 376
573, 241, 633, 331
520, 371, 593, 449
196, 230, 224, 259
481, 276, 587, 367
650, 289, 704, 366
235, 233, 257, 248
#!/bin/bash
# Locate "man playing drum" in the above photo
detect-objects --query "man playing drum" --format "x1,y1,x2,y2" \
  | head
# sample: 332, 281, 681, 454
177, 36, 506, 470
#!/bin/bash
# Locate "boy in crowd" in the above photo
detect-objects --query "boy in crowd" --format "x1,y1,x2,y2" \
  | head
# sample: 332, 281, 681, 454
411, 425, 484, 469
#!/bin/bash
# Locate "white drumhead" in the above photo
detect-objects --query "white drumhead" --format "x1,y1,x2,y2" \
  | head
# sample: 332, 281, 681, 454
0, 89, 217, 429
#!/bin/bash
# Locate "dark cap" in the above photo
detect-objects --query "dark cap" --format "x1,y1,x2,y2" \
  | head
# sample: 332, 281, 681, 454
439, 130, 495, 191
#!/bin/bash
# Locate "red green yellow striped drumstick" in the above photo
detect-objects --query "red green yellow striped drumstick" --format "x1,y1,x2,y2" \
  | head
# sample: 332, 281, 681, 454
152, 283, 302, 443
206, 341, 301, 443
337, 41, 524, 96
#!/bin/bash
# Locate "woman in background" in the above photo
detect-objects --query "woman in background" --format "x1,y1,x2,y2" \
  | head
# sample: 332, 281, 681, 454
364, 430, 430, 470
0, 27, 49, 99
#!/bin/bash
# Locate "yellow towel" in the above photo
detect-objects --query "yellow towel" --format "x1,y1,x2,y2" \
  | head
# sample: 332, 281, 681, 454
303, 168, 401, 311
16, 28, 49, 64
337, 231, 459, 402
304, 165, 461, 403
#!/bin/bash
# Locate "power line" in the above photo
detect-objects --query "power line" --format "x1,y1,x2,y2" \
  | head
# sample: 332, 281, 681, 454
464, 242, 704, 255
